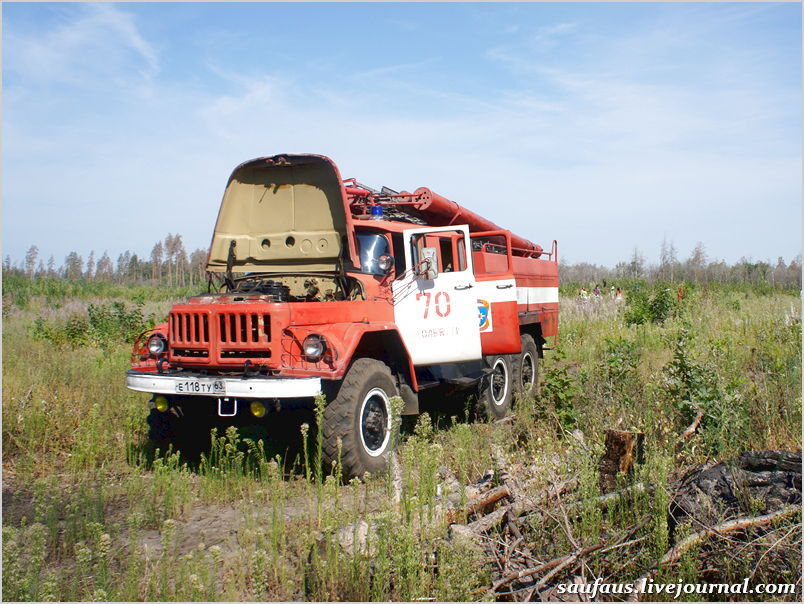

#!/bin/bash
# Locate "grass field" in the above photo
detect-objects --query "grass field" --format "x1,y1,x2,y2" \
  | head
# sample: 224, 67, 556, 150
2, 278, 801, 601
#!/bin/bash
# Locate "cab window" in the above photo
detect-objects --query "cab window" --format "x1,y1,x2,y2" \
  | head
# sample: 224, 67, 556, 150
391, 233, 406, 277
355, 232, 391, 275
456, 237, 467, 271
410, 230, 469, 274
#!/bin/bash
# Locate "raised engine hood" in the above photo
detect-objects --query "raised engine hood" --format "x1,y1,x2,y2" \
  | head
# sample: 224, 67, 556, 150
206, 154, 355, 273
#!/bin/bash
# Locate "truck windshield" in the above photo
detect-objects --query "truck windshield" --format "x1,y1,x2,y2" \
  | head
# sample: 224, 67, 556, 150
356, 232, 390, 275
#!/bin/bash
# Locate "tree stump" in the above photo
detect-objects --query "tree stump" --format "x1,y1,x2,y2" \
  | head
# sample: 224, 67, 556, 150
599, 430, 645, 493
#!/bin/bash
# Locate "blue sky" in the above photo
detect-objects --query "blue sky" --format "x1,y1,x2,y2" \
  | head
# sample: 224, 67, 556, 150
3, 2, 801, 268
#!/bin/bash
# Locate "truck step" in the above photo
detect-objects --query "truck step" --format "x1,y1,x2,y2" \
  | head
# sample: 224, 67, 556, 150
443, 376, 481, 386
416, 380, 440, 391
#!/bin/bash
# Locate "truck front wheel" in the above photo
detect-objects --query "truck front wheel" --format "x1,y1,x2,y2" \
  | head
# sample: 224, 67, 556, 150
323, 358, 399, 478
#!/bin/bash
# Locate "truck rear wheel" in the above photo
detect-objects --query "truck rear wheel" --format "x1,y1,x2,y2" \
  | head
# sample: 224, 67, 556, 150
477, 355, 514, 419
323, 358, 399, 478
515, 334, 540, 397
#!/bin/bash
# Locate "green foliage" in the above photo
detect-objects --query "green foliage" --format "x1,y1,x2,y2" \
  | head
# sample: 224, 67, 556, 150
537, 349, 581, 431
624, 282, 678, 325
2, 273, 197, 308
31, 301, 154, 349
662, 327, 720, 424
602, 336, 640, 384
434, 539, 489, 600
400, 413, 442, 524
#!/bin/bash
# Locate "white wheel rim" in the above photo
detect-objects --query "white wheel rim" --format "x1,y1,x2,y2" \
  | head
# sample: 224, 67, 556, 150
521, 352, 536, 389
491, 358, 509, 406
359, 388, 392, 457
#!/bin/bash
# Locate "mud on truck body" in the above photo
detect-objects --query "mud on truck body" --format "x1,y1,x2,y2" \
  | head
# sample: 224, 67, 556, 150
127, 154, 559, 478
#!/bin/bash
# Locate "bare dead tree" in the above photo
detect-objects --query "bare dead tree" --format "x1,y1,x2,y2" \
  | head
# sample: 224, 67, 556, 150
150, 241, 163, 282
85, 250, 96, 280
24, 245, 39, 280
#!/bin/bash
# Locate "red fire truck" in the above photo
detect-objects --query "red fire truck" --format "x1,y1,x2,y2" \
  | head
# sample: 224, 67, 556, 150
127, 154, 559, 477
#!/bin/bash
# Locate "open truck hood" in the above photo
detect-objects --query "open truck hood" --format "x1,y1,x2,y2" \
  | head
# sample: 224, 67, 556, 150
206, 154, 356, 273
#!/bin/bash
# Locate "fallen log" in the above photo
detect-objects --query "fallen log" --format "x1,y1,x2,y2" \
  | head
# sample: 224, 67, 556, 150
577, 482, 648, 513
532, 545, 600, 592
626, 505, 800, 602
677, 409, 705, 442
488, 543, 605, 593
491, 445, 527, 501
466, 484, 510, 516
450, 478, 579, 539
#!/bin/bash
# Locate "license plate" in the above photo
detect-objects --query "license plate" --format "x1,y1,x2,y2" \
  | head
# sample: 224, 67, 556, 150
174, 379, 225, 394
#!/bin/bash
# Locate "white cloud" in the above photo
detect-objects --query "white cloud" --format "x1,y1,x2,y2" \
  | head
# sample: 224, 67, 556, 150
531, 22, 577, 45
354, 60, 435, 80
6, 4, 158, 88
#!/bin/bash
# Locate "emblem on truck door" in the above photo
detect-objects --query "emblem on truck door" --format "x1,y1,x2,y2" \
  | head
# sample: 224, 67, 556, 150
478, 299, 493, 332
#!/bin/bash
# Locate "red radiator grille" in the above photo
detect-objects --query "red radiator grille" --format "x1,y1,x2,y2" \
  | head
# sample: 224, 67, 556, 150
218, 313, 271, 344
170, 311, 210, 344
169, 310, 272, 363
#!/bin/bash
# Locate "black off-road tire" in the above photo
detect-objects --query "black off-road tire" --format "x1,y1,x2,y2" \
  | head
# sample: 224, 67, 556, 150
476, 355, 514, 420
146, 402, 211, 460
147, 407, 172, 448
322, 358, 399, 479
514, 334, 540, 398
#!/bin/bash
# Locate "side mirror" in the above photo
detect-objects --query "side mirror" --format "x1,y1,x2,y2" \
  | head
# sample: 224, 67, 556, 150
377, 254, 394, 275
420, 247, 439, 280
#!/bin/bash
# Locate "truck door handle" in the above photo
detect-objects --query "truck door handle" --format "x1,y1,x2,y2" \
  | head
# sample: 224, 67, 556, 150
454, 284, 473, 290
496, 284, 513, 289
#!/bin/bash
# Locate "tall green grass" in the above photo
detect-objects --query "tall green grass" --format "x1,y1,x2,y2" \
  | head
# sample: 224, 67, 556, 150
3, 273, 199, 309
2, 282, 800, 601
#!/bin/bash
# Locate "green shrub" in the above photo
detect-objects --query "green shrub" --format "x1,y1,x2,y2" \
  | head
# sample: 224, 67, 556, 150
30, 302, 153, 349
624, 283, 678, 325
537, 349, 581, 431
602, 336, 640, 384
662, 327, 721, 425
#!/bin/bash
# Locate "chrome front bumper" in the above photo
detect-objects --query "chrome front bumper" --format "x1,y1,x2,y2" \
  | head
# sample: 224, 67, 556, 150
126, 370, 322, 399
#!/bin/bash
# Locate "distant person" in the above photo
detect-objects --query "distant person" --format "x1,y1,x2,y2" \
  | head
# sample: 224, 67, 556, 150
677, 283, 685, 302
615, 287, 624, 302
580, 287, 589, 300
610, 285, 616, 297
593, 284, 601, 297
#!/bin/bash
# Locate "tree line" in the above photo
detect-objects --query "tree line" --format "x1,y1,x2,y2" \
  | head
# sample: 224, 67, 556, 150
3, 235, 801, 290
5, 234, 208, 287
559, 239, 802, 290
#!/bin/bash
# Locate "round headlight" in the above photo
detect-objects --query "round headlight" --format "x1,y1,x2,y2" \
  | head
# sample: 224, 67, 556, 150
147, 334, 166, 356
302, 334, 326, 361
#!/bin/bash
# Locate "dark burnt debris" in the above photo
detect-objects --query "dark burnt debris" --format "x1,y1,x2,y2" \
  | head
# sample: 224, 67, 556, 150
445, 448, 801, 602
